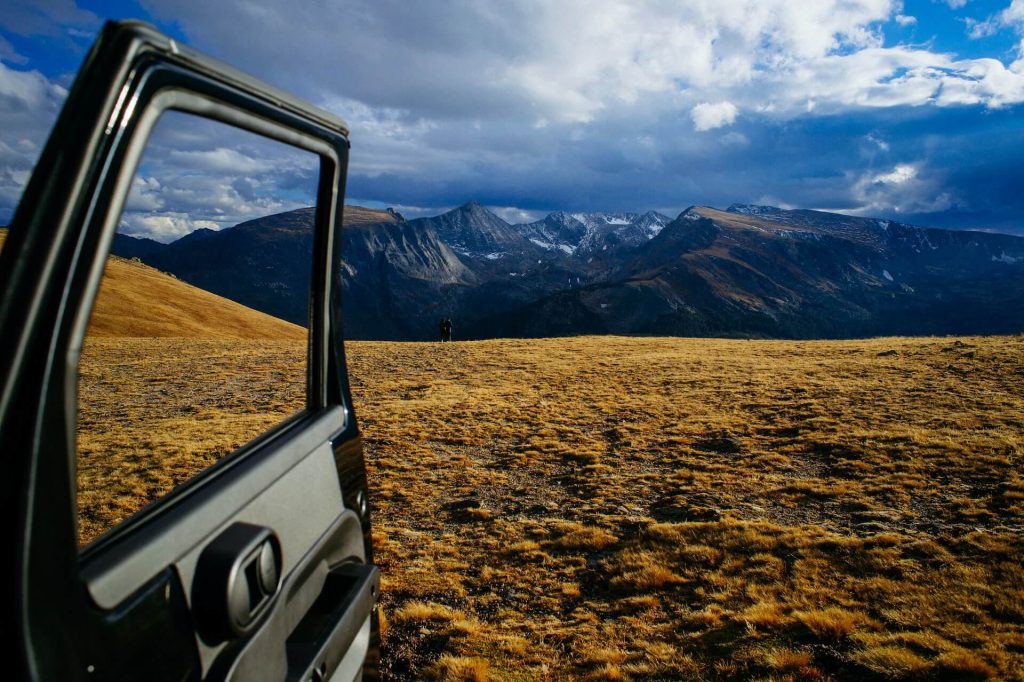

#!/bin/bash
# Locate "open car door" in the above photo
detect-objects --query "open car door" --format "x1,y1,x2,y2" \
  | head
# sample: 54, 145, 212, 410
0, 21, 378, 681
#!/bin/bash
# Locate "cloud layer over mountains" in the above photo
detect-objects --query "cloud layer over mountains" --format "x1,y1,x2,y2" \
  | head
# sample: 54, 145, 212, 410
1, 0, 1023, 234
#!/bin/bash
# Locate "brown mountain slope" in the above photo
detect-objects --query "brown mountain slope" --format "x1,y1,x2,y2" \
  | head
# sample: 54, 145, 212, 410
343, 205, 403, 226
0, 229, 303, 339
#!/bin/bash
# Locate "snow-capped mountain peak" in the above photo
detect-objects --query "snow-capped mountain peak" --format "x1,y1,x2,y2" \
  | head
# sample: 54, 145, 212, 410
515, 210, 671, 254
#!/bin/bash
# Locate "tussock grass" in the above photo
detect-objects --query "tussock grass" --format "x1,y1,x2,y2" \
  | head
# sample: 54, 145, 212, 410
793, 607, 873, 640
548, 523, 618, 551
393, 601, 462, 624
75, 331, 1024, 679
423, 655, 490, 682
852, 645, 932, 678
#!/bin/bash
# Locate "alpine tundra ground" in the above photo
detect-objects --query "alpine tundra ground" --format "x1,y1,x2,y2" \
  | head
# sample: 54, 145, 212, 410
77, 334, 1024, 680
348, 336, 1024, 681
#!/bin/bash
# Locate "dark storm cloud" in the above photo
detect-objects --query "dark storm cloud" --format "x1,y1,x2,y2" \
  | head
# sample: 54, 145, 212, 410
346, 100, 1024, 236
139, 0, 538, 119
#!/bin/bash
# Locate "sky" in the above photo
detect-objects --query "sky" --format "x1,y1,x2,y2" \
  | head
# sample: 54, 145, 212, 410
1, 0, 1024, 240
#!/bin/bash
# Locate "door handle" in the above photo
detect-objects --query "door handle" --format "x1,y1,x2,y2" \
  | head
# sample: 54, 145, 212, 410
285, 563, 380, 682
192, 522, 283, 644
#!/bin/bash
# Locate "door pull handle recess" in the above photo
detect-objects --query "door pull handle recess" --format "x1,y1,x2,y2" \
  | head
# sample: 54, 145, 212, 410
193, 522, 283, 644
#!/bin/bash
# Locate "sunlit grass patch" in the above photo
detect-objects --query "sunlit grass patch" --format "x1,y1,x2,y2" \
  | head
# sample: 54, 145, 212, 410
610, 562, 688, 592
422, 655, 490, 682
762, 647, 814, 672
933, 650, 998, 680
851, 645, 932, 678
605, 549, 688, 591
548, 523, 618, 551
739, 600, 788, 630
393, 601, 462, 624
794, 607, 875, 641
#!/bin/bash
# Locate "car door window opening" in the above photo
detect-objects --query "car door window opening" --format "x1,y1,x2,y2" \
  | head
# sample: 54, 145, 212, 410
76, 110, 319, 548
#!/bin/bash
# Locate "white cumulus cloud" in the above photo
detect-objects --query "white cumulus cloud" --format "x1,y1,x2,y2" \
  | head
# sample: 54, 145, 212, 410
691, 101, 739, 131
0, 59, 66, 222
874, 164, 917, 184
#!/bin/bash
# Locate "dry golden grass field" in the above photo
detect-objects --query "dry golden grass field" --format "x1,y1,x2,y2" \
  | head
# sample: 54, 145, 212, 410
77, 336, 306, 543
74, 250, 304, 543
349, 336, 1024, 682
76, 317, 1024, 677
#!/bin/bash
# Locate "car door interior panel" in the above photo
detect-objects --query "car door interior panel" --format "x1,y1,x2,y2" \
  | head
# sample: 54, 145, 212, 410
0, 20, 378, 681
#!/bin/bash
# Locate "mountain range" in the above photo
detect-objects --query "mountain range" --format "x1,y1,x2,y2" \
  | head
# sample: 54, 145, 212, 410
119, 202, 1024, 340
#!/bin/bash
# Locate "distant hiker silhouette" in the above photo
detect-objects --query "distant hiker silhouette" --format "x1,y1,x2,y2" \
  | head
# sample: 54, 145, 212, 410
438, 318, 446, 342
443, 318, 453, 342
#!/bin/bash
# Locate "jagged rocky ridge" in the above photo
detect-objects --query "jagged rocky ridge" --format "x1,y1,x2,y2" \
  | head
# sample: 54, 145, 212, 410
121, 202, 1024, 340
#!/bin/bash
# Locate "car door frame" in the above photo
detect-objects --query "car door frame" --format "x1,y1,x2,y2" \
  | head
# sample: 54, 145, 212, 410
0, 20, 377, 681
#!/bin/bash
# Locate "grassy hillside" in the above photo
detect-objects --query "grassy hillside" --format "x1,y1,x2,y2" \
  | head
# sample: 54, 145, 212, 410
73, 330, 1024, 679
85, 253, 304, 339
0, 228, 304, 339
